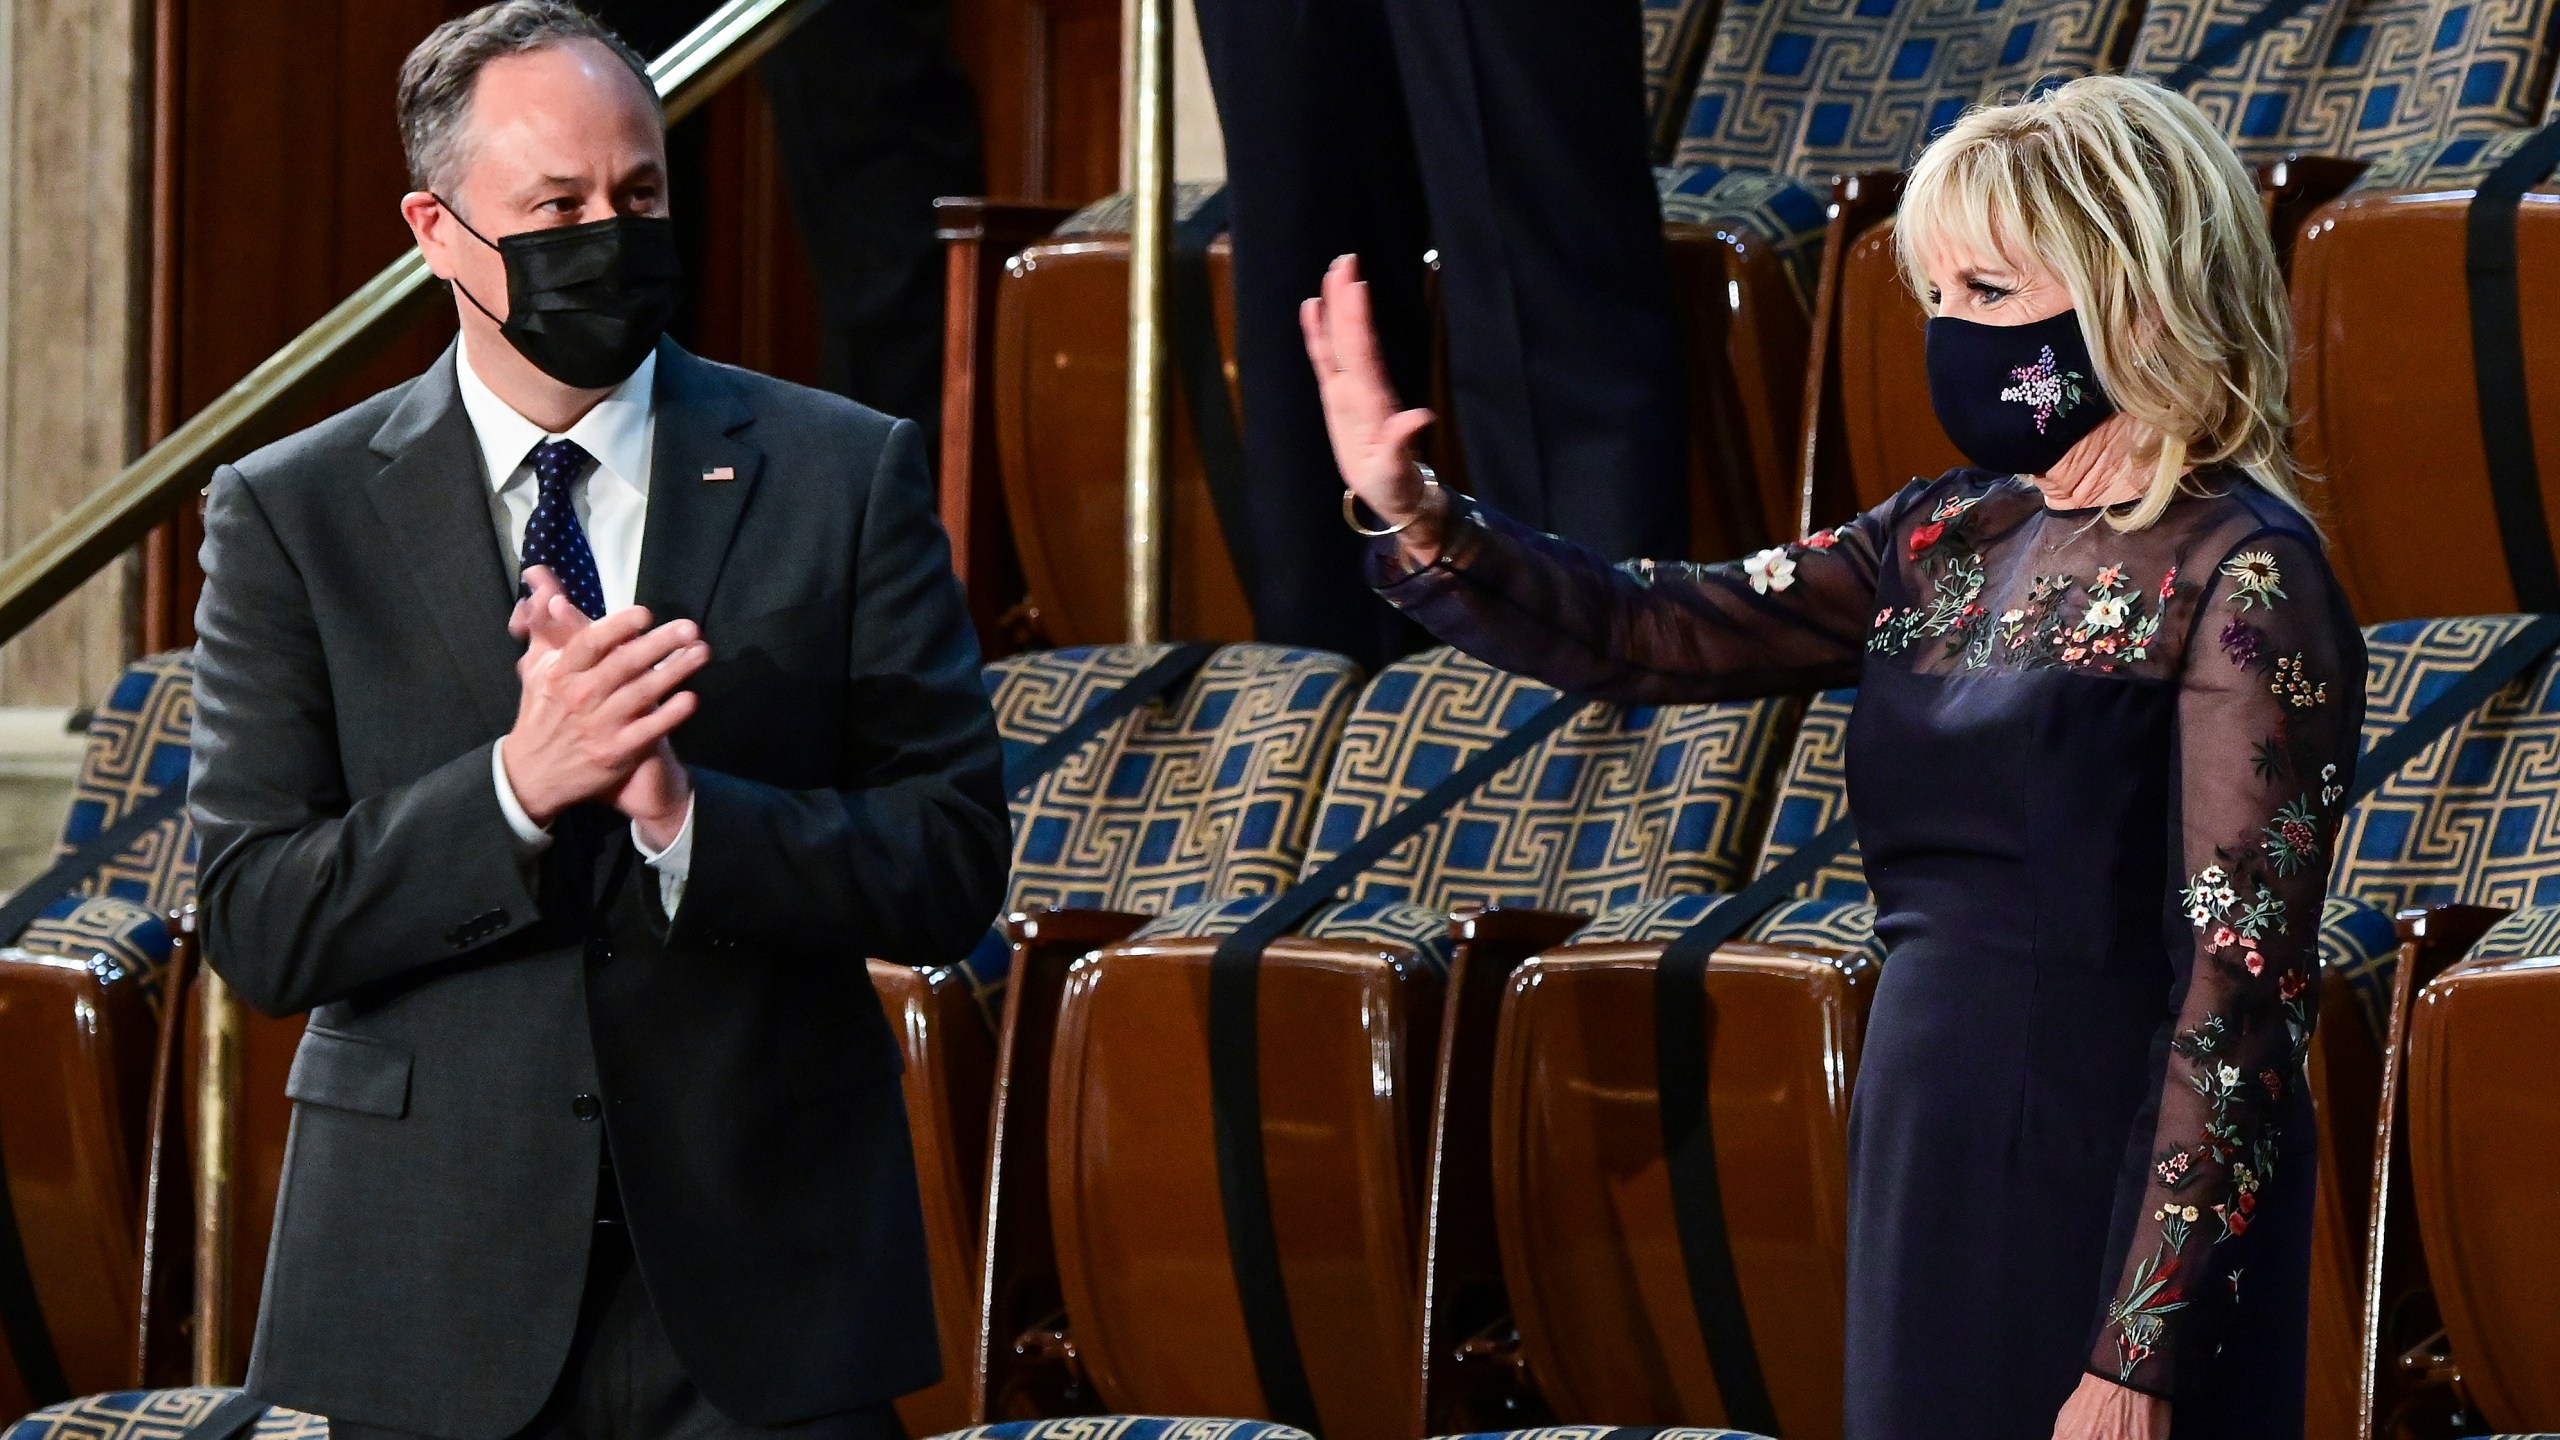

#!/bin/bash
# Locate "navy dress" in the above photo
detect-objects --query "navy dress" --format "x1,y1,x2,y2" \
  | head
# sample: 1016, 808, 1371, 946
1371, 468, 2362, 1439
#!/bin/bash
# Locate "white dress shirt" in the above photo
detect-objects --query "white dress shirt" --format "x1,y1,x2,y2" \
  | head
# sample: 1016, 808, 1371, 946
458, 336, 697, 916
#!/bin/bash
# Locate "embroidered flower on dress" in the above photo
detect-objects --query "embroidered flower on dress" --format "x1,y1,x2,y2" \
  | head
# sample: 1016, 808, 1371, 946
2222, 550, 2287, 610
2271, 653, 2330, 709
1907, 520, 1947, 557
1803, 528, 1839, 549
1743, 546, 1798, 594
2083, 594, 2131, 631
2160, 566, 2179, 600
2221, 618, 2265, 670
1999, 345, 2090, 433
2263, 795, 2325, 876
2320, 763, 2344, 808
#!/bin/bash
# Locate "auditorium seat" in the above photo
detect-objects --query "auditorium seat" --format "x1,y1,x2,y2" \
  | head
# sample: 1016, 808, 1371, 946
3, 1391, 326, 1440
975, 644, 1362, 1423
1028, 648, 1801, 1439
0, 654, 199, 1417
2292, 133, 2560, 623
2403, 906, 2560, 1434
2315, 614, 2560, 1435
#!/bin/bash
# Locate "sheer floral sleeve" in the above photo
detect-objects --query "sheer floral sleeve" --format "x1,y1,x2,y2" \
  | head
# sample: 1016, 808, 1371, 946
1367, 476, 1954, 704
2094, 528, 2363, 1395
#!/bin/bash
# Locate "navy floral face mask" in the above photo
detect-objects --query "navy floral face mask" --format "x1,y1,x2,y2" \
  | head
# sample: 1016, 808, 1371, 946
1925, 308, 2118, 478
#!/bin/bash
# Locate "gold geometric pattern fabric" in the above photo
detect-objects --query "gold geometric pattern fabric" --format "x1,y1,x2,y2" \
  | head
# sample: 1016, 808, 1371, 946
14, 894, 180, 1015
992, 644, 1361, 916
2319, 894, 2404, 1048
1295, 648, 1800, 916
2349, 123, 2560, 190
4, 1391, 328, 1440
2469, 901, 2560, 960
2336, 616, 2560, 912
2130, 0, 2559, 163
1758, 688, 1868, 901
1671, 0, 2131, 177
57, 651, 196, 914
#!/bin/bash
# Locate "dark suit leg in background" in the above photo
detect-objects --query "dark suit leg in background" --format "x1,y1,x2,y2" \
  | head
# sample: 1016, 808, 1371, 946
1192, 0, 1438, 667
594, 0, 983, 459
1194, 0, 1691, 666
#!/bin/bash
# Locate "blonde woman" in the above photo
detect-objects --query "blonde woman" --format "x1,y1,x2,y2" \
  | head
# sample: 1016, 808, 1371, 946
1302, 75, 2360, 1440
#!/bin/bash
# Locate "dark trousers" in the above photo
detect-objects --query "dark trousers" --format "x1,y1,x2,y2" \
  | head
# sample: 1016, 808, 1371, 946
331, 1217, 903, 1440
1193, 0, 1690, 666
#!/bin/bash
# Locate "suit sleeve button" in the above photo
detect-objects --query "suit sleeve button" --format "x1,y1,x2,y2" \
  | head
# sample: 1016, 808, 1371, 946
572, 1094, 603, 1121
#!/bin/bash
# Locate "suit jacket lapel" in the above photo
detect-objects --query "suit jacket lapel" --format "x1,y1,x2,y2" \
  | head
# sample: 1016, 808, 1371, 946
636, 341, 762, 626
364, 344, 523, 735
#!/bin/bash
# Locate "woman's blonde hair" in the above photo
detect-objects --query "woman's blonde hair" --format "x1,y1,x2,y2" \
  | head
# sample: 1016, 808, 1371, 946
1895, 74, 2311, 531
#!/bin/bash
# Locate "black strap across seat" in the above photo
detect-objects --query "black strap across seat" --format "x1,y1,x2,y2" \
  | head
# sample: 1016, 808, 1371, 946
2463, 119, 2560, 612
178, 1391, 272, 1440
1652, 812, 1858, 1438
0, 779, 189, 1409
1207, 689, 1592, 1432
1169, 186, 1260, 611
2351, 613, 2560, 803
1004, 643, 1219, 799
2157, 0, 2329, 92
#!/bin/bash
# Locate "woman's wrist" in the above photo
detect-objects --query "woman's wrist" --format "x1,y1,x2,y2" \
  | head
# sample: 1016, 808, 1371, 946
1394, 466, 1451, 567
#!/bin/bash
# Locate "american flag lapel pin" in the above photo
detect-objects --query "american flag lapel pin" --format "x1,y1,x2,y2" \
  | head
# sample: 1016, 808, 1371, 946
702, 465, 736, 483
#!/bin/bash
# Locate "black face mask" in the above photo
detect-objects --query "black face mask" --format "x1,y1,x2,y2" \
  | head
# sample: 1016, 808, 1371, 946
1925, 308, 2118, 478
438, 197, 682, 389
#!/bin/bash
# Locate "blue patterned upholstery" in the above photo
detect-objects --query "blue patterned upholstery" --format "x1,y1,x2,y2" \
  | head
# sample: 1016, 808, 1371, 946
1760, 688, 1868, 901
1052, 181, 1229, 238
1126, 649, 1801, 965
974, 644, 1361, 1009
1431, 1428, 1774, 1440
2335, 616, 2560, 912
1671, 0, 2131, 176
2349, 122, 2560, 190
2468, 901, 2560, 960
5, 653, 196, 1013
1570, 890, 1890, 964
2320, 894, 2404, 1047
2129, 0, 2559, 163
11, 895, 181, 1011
5, 1391, 327, 1440
928, 1423, 1314, 1440
1648, 0, 1731, 158
1300, 650, 1797, 915
1132, 893, 1459, 968
56, 652, 195, 914
1655, 163, 1835, 297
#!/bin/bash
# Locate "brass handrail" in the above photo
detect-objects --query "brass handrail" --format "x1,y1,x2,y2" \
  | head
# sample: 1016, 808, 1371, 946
0, 0, 825, 649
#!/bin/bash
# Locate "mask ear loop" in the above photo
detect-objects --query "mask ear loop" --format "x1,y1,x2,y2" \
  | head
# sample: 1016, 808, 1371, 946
431, 192, 511, 328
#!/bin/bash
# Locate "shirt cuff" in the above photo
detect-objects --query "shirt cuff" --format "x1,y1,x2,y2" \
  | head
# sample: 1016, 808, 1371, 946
491, 741, 553, 851
633, 793, 696, 919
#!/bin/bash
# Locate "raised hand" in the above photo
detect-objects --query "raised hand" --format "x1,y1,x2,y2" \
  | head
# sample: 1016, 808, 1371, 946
502, 566, 707, 835
2051, 1372, 2169, 1440
1299, 254, 1444, 556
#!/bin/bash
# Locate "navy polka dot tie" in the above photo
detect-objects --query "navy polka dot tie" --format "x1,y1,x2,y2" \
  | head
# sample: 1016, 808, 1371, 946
522, 438, 606, 620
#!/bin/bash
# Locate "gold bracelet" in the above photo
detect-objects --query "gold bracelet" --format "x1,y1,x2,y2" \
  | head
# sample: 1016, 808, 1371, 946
1343, 465, 1439, 537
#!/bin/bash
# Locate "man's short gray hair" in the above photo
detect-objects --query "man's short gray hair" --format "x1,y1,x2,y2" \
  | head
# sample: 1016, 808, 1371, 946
397, 0, 660, 197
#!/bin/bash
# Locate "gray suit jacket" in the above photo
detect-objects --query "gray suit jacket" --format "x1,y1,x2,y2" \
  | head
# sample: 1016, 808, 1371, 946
190, 340, 1009, 1438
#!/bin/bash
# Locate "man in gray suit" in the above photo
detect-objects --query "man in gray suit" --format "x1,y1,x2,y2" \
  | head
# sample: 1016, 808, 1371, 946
187, 5, 1010, 1440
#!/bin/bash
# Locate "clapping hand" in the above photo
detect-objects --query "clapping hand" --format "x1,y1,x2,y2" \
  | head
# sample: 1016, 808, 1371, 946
1299, 254, 1445, 560
504, 566, 703, 849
